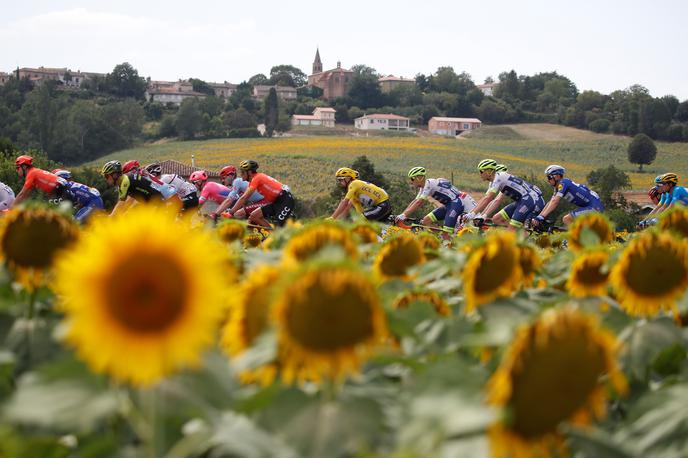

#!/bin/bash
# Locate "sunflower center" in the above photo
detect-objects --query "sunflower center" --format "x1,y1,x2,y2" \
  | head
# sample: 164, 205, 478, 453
624, 244, 686, 295
474, 245, 518, 294
662, 216, 688, 238
378, 239, 424, 277
576, 259, 608, 286
243, 289, 271, 345
2, 214, 76, 268
285, 271, 375, 351
105, 253, 189, 333
509, 332, 605, 438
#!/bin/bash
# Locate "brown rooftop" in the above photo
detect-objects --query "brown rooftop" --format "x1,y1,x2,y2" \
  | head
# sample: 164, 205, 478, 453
159, 160, 220, 178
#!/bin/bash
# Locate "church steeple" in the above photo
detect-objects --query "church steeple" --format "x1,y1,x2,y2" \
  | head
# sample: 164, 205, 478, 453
313, 48, 322, 74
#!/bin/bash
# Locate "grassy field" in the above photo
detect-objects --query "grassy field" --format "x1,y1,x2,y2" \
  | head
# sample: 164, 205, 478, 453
88, 124, 688, 201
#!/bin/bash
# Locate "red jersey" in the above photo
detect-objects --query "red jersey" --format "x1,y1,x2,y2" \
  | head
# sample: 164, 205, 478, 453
247, 173, 285, 203
22, 168, 61, 194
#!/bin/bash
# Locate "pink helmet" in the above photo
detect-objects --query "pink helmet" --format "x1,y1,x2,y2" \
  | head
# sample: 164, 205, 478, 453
189, 170, 208, 182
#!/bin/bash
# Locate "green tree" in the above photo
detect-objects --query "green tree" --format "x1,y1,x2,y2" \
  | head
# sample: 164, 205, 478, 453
248, 74, 268, 86
347, 65, 383, 109
158, 115, 177, 138
587, 165, 631, 209
224, 107, 256, 130
264, 88, 279, 137
176, 98, 202, 140
627, 133, 657, 171
105, 62, 147, 99
269, 65, 307, 87
189, 78, 215, 96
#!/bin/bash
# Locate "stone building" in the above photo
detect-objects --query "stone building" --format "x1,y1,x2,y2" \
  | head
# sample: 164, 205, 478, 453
307, 49, 353, 100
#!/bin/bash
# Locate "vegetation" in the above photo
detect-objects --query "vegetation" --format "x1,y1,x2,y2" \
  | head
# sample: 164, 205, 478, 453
627, 133, 658, 171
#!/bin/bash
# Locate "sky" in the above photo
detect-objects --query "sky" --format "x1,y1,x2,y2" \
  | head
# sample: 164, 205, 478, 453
2, 0, 687, 99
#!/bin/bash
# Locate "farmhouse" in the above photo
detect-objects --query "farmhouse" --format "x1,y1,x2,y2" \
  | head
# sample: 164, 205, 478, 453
477, 83, 498, 96
292, 107, 336, 127
378, 75, 415, 93
428, 117, 482, 136
354, 114, 411, 131
252, 85, 297, 101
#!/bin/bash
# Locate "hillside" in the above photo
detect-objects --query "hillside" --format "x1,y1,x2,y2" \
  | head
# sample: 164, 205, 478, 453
88, 124, 688, 201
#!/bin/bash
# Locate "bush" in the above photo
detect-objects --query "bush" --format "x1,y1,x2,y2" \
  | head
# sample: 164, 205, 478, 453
662, 123, 684, 142
158, 115, 177, 138
611, 121, 626, 134
627, 133, 657, 172
227, 128, 261, 138
588, 118, 610, 133
605, 208, 639, 232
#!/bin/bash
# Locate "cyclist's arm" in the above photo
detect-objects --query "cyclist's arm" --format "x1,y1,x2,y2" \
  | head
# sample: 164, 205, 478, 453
399, 198, 424, 219
215, 194, 237, 215
483, 192, 506, 218
12, 187, 31, 207
228, 188, 255, 215
471, 189, 497, 215
331, 198, 353, 220
538, 194, 562, 219
110, 196, 136, 216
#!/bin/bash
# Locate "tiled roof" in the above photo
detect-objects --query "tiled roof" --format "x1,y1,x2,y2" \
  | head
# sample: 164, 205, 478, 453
430, 117, 482, 123
477, 83, 498, 89
159, 160, 220, 178
378, 75, 415, 83
293, 115, 318, 120
357, 113, 409, 120
314, 107, 336, 112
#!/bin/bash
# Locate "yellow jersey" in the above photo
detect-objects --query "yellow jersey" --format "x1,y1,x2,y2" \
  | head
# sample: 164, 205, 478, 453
345, 180, 389, 213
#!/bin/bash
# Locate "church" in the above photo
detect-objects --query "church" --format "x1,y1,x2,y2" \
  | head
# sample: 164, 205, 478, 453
307, 48, 353, 100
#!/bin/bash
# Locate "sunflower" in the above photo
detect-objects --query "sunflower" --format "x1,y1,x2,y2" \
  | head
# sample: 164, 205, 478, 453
392, 290, 451, 316
221, 265, 282, 385
487, 306, 627, 458
243, 232, 263, 248
282, 222, 357, 266
658, 207, 688, 239
350, 222, 379, 244
416, 232, 441, 251
567, 250, 610, 298
462, 230, 522, 313
609, 232, 688, 317
272, 262, 388, 384
568, 213, 614, 251
0, 207, 78, 289
373, 232, 426, 280
518, 244, 541, 287
382, 224, 405, 241
53, 205, 232, 386
216, 220, 246, 243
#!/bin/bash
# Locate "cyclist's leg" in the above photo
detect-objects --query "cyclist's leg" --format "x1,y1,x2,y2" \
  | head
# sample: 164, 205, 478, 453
494, 202, 516, 227
509, 197, 537, 230
364, 201, 391, 222
442, 200, 464, 233
422, 206, 444, 227
248, 206, 272, 228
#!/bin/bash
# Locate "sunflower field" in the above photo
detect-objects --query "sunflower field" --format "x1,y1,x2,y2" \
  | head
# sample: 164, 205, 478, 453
0, 203, 688, 458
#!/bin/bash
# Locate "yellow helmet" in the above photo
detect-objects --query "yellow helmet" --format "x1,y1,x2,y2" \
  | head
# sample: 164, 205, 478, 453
335, 167, 358, 179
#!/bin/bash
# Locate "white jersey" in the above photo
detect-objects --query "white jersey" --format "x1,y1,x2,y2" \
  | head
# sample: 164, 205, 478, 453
417, 178, 462, 205
161, 174, 197, 198
488, 172, 541, 201
0, 182, 15, 210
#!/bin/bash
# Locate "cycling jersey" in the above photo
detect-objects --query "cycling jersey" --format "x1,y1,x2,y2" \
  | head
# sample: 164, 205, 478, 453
199, 181, 231, 205
117, 172, 164, 202
21, 168, 62, 195
228, 178, 265, 204
0, 182, 15, 210
160, 174, 197, 198
665, 186, 688, 206
554, 178, 601, 207
417, 178, 462, 205
345, 180, 389, 214
62, 181, 103, 208
247, 173, 287, 203
489, 172, 541, 201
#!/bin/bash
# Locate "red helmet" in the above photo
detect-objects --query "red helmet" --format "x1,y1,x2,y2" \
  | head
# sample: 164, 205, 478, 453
15, 155, 33, 167
189, 170, 208, 182
648, 186, 660, 199
220, 165, 237, 177
122, 160, 141, 173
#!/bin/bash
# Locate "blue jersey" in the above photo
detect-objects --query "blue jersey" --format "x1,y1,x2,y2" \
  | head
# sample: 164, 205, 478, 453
554, 178, 600, 207
666, 186, 688, 206
63, 181, 104, 208
228, 178, 264, 204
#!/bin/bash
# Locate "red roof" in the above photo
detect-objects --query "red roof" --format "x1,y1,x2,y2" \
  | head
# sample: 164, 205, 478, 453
159, 160, 220, 178
357, 113, 410, 121
430, 117, 482, 123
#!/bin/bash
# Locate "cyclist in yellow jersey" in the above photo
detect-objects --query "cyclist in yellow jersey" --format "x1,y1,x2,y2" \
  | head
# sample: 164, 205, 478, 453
331, 167, 391, 221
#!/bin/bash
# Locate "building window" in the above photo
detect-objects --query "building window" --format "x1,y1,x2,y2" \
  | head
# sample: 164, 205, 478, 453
463, 123, 469, 129
369, 119, 373, 124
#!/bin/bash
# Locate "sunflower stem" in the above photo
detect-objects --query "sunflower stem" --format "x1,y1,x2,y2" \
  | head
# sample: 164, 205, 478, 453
142, 387, 165, 458
26, 288, 37, 320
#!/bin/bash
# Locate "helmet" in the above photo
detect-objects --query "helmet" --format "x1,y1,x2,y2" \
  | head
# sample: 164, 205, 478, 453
545, 164, 565, 177
654, 175, 663, 184
122, 160, 140, 174
335, 167, 358, 179
239, 160, 258, 172
477, 159, 497, 171
15, 155, 33, 167
407, 166, 426, 178
145, 163, 162, 177
189, 170, 208, 182
659, 173, 678, 185
52, 169, 72, 180
648, 186, 659, 199
220, 165, 237, 177
101, 160, 122, 176
495, 164, 508, 172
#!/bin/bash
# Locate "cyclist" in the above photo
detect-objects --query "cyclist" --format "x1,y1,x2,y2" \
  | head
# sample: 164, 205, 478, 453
467, 159, 545, 231
145, 163, 199, 211
190, 170, 231, 212
212, 165, 267, 220
52, 169, 104, 223
645, 173, 688, 218
396, 167, 476, 234
122, 160, 141, 174
0, 181, 15, 211
101, 160, 167, 215
227, 160, 294, 228
648, 186, 660, 206
13, 155, 65, 207
331, 167, 391, 222
532, 164, 604, 227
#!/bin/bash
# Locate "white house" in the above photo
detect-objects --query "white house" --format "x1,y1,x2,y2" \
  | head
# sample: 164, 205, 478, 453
477, 83, 498, 97
145, 89, 207, 106
354, 113, 411, 131
291, 107, 336, 127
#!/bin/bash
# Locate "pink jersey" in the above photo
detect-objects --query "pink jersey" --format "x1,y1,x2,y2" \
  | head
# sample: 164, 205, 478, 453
199, 181, 231, 205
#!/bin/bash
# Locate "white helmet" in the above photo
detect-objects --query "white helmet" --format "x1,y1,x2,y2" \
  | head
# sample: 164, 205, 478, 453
544, 165, 565, 177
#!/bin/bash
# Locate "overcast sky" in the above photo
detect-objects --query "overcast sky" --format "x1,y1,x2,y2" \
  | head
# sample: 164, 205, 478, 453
2, 0, 686, 99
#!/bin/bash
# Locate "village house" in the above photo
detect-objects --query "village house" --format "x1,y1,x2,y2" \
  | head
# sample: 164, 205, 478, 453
378, 75, 415, 93
291, 107, 336, 127
354, 113, 411, 131
477, 83, 498, 97
145, 88, 207, 105
16, 67, 105, 87
428, 117, 482, 136
252, 85, 297, 101
0, 72, 9, 86
208, 82, 237, 99
307, 49, 353, 100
